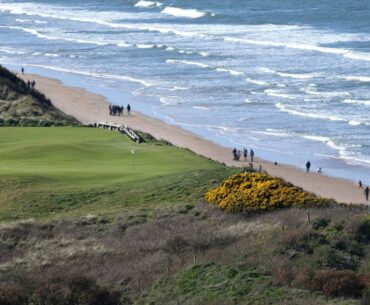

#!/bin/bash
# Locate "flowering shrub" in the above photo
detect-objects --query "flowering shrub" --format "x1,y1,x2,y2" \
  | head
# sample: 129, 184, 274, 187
205, 173, 332, 213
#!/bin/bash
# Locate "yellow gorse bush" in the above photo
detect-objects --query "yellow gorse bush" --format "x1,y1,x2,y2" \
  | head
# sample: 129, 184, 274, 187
206, 173, 332, 213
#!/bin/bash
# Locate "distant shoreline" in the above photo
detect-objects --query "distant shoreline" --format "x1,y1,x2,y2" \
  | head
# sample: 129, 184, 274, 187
17, 72, 367, 204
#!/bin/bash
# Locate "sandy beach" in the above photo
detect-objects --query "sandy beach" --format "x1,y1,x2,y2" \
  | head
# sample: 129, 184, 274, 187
21, 73, 368, 205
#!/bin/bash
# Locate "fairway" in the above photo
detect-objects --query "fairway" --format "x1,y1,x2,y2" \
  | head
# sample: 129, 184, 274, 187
0, 127, 234, 220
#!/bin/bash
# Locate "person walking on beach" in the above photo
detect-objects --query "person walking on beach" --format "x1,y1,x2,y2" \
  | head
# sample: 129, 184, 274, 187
365, 186, 369, 201
317, 167, 322, 174
250, 149, 255, 162
21, 66, 24, 75
359, 180, 363, 189
237, 150, 241, 161
306, 161, 311, 172
243, 148, 248, 161
127, 104, 131, 115
232, 148, 237, 160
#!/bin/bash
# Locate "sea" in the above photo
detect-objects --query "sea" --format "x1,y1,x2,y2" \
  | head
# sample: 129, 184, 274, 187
0, 0, 369, 182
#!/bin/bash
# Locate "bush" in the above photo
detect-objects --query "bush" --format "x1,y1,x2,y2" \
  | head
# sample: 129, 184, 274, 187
312, 270, 363, 297
362, 287, 370, 305
312, 218, 330, 230
356, 219, 370, 243
206, 173, 333, 213
0, 282, 28, 305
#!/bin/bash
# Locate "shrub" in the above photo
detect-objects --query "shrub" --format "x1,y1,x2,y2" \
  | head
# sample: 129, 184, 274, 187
312, 218, 330, 230
356, 219, 370, 243
29, 275, 121, 305
362, 287, 370, 305
312, 270, 363, 297
206, 173, 333, 213
0, 282, 27, 305
281, 229, 327, 254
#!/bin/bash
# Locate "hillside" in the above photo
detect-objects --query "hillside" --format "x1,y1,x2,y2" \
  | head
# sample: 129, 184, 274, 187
0, 65, 78, 126
0, 127, 370, 305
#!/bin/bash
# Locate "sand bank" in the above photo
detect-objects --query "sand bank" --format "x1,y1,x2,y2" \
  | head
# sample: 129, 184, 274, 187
21, 73, 368, 204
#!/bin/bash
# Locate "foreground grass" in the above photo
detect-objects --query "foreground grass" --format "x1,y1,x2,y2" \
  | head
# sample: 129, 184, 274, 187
0, 127, 236, 221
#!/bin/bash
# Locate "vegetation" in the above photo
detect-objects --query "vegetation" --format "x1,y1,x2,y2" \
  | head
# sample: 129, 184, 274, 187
206, 173, 335, 213
0, 126, 369, 304
0, 127, 236, 221
0, 65, 78, 126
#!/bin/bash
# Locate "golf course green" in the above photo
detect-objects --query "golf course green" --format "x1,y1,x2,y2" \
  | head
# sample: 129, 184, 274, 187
0, 127, 235, 221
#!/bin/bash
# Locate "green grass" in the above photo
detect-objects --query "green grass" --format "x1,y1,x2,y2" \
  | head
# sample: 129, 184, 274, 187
0, 127, 237, 221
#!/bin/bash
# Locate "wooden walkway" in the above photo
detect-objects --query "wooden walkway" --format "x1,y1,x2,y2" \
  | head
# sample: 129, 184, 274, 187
95, 122, 142, 143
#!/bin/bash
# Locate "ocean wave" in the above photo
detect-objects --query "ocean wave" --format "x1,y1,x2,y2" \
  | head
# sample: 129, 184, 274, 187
342, 99, 370, 106
1, 25, 110, 46
44, 53, 59, 57
301, 88, 350, 98
342, 75, 370, 82
159, 96, 181, 105
0, 47, 26, 55
340, 154, 370, 167
166, 59, 210, 68
215, 68, 245, 76
224, 37, 370, 62
0, 3, 209, 39
135, 1, 162, 8
26, 64, 153, 87
161, 6, 207, 18
245, 78, 269, 86
15, 18, 28, 23
258, 67, 321, 79
275, 102, 346, 122
35, 20, 48, 24
264, 89, 297, 99
192, 105, 210, 110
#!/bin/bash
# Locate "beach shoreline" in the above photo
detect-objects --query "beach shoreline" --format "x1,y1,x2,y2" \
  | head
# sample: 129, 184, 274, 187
14, 71, 367, 205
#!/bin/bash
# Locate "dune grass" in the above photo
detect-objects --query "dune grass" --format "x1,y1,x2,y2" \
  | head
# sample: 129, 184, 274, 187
0, 127, 236, 221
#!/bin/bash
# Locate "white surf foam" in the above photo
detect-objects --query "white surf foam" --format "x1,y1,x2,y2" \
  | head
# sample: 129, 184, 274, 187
258, 67, 321, 79
27, 64, 153, 87
34, 20, 48, 24
193, 106, 210, 110
342, 99, 370, 106
224, 37, 370, 62
161, 6, 207, 18
302, 88, 350, 98
342, 75, 370, 82
265, 89, 296, 99
275, 102, 347, 122
0, 46, 26, 55
166, 59, 210, 68
135, 1, 162, 8
1, 25, 109, 46
15, 18, 28, 23
215, 68, 245, 76
44, 53, 59, 57
245, 78, 269, 86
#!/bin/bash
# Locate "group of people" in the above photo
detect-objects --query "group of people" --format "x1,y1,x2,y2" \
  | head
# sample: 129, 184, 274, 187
19, 67, 36, 90
109, 104, 131, 116
232, 148, 255, 162
26, 80, 36, 89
